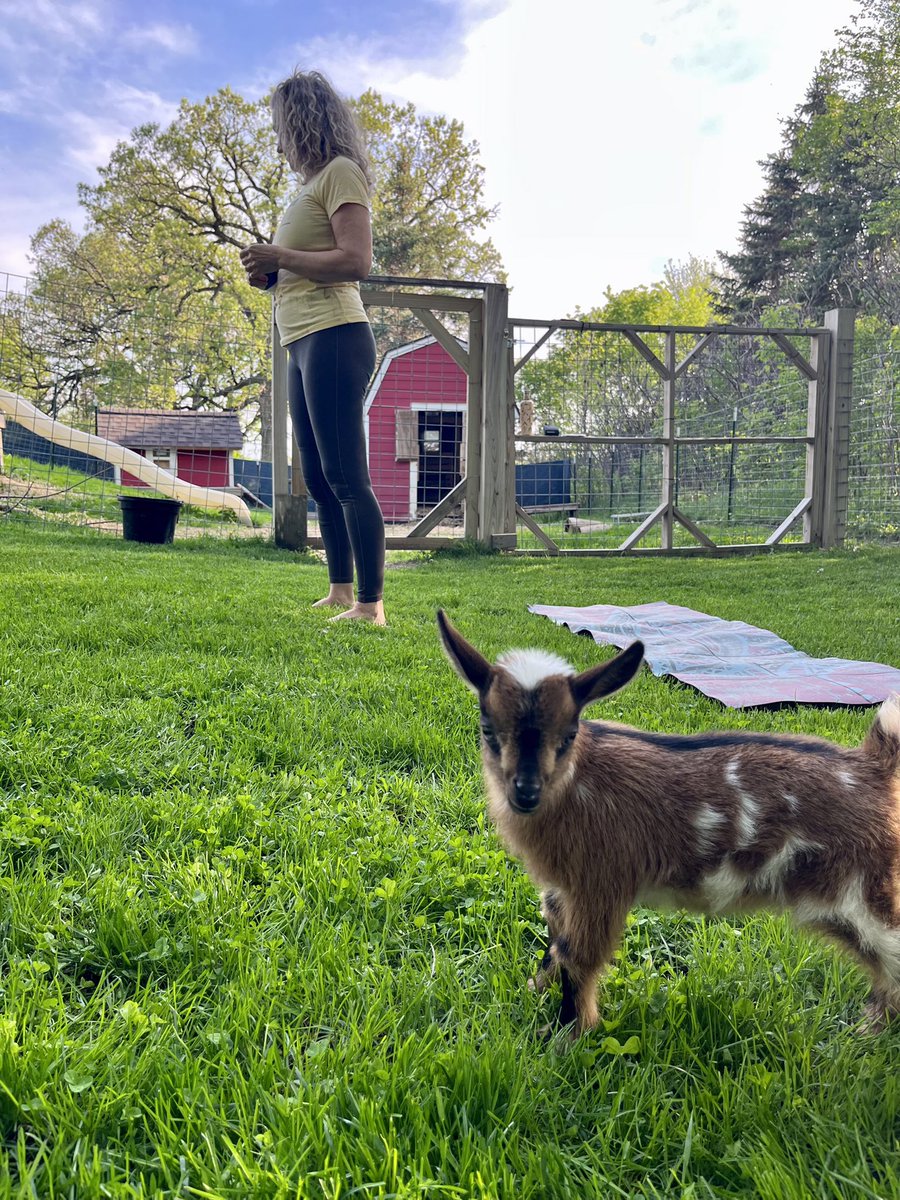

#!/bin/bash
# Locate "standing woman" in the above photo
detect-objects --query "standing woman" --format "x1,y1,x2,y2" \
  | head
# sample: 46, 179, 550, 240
241, 70, 386, 625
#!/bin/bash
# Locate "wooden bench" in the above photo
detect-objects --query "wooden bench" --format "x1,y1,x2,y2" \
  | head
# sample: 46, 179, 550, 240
520, 502, 578, 518
611, 510, 651, 525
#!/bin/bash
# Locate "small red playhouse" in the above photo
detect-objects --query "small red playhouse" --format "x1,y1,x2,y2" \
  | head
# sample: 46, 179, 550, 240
364, 336, 468, 522
96, 408, 243, 490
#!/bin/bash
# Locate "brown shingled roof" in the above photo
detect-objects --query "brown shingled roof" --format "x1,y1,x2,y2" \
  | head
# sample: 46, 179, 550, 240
96, 408, 244, 451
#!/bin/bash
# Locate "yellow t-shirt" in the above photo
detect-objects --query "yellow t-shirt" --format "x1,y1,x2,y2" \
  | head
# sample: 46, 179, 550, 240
272, 156, 371, 347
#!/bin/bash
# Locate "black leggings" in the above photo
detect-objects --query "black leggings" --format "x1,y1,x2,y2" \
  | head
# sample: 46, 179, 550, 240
286, 322, 384, 603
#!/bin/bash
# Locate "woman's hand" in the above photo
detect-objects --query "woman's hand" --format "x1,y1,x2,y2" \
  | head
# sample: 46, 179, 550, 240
240, 243, 282, 274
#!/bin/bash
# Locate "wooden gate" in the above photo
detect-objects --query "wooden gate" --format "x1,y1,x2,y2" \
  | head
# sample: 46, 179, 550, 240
507, 308, 855, 555
271, 284, 855, 555
270, 277, 511, 551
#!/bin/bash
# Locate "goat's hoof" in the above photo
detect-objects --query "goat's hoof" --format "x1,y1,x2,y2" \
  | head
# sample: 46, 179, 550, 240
856, 1000, 897, 1036
537, 1020, 578, 1049
529, 968, 557, 994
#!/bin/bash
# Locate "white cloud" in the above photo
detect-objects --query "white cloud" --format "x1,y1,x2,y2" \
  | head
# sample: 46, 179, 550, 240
308, 0, 856, 316
101, 83, 181, 126
122, 22, 198, 55
63, 111, 128, 173
0, 0, 105, 43
61, 84, 178, 173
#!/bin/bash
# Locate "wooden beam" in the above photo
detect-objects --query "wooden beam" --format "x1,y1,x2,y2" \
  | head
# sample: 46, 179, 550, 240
362, 290, 479, 313
307, 535, 465, 551
365, 274, 488, 291
513, 326, 555, 374
621, 329, 671, 380
515, 503, 560, 554
674, 436, 811, 446
766, 496, 812, 545
618, 502, 667, 551
821, 308, 855, 549
672, 506, 717, 548
508, 542, 818, 558
271, 309, 307, 550
464, 301, 484, 541
479, 283, 513, 545
517, 434, 665, 446
415, 308, 470, 373
407, 478, 467, 538
509, 318, 826, 337
661, 331, 677, 549
516, 434, 810, 447
674, 332, 718, 379
804, 330, 830, 546
767, 333, 817, 381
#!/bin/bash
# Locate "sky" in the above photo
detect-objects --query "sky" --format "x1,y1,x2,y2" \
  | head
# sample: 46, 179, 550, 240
0, 0, 860, 318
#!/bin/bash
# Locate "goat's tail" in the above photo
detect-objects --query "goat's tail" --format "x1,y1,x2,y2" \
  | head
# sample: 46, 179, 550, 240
863, 694, 900, 772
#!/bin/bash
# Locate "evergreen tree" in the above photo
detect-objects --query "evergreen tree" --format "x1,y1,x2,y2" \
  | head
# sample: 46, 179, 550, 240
718, 2, 900, 322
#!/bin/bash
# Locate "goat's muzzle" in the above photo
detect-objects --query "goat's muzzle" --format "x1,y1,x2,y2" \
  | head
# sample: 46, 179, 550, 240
511, 777, 542, 814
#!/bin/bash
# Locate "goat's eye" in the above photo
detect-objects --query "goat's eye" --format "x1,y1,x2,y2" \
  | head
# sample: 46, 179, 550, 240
481, 724, 501, 755
556, 729, 577, 758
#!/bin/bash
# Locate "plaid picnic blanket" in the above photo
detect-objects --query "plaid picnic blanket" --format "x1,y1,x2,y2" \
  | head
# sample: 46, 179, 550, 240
529, 601, 900, 709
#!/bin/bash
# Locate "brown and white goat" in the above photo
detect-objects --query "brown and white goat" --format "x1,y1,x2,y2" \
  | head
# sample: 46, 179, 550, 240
437, 610, 900, 1037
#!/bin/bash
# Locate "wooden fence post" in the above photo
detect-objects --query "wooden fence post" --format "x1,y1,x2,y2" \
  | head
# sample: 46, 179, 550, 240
271, 310, 307, 550
661, 331, 676, 550
479, 283, 512, 547
803, 329, 830, 546
465, 299, 484, 541
821, 307, 855, 549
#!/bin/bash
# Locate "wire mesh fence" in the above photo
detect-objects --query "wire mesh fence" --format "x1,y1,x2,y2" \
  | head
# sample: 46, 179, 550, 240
849, 335, 900, 542
512, 323, 815, 550
2, 267, 899, 552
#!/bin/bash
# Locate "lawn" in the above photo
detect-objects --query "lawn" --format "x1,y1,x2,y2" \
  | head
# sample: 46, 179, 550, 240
1, 526, 899, 1199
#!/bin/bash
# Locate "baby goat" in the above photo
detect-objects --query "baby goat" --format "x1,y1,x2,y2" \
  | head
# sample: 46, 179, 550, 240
437, 610, 900, 1037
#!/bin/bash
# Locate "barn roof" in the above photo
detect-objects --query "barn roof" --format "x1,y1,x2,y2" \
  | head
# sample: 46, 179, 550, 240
364, 335, 468, 416
96, 408, 244, 450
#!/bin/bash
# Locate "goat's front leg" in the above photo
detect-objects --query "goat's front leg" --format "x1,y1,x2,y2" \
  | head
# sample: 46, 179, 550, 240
530, 889, 564, 994
548, 904, 628, 1038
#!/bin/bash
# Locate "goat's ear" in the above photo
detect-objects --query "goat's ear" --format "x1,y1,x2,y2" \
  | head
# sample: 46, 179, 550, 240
437, 609, 493, 694
570, 640, 644, 712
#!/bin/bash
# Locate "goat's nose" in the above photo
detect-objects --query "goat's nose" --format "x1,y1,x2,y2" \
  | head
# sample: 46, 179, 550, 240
513, 778, 541, 812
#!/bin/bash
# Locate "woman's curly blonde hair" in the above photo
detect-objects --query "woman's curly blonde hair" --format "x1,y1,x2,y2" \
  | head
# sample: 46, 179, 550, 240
271, 69, 373, 190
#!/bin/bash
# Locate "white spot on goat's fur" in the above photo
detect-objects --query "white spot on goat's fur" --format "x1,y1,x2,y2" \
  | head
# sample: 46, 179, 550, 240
497, 649, 574, 691
878, 693, 900, 739
753, 836, 821, 896
837, 769, 857, 789
701, 862, 746, 912
794, 875, 900, 979
694, 804, 729, 855
783, 793, 800, 814
724, 759, 759, 848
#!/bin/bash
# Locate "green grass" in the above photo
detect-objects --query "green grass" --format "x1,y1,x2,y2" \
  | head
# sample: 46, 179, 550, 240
1, 527, 900, 1198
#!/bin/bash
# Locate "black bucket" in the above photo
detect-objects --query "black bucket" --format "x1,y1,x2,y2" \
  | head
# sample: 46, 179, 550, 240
118, 495, 183, 544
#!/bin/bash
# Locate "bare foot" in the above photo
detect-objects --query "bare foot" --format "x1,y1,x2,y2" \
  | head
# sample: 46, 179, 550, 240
327, 600, 387, 626
312, 584, 354, 610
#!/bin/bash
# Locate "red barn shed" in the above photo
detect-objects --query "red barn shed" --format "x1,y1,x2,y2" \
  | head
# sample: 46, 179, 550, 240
364, 336, 468, 522
96, 408, 243, 490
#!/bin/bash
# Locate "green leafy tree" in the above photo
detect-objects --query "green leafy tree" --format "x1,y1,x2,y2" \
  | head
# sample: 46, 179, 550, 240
353, 90, 504, 282
518, 259, 716, 438
719, 0, 900, 321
